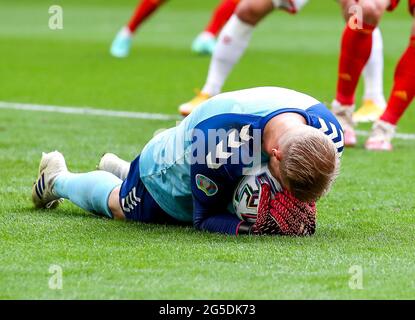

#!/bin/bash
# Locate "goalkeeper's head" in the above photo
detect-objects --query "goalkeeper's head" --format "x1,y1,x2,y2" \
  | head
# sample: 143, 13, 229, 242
269, 126, 340, 203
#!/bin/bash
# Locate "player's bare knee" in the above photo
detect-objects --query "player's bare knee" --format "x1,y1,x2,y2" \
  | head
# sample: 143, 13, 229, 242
108, 187, 125, 220
339, 0, 359, 21
341, 0, 386, 25
236, 0, 273, 26
359, 0, 388, 25
339, 0, 357, 12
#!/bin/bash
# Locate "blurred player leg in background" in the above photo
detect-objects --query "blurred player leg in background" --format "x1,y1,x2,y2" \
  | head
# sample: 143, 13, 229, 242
354, 27, 387, 122
179, 0, 309, 116
110, 0, 239, 58
366, 8, 415, 151
331, 0, 389, 147
192, 0, 240, 55
110, 0, 167, 58
337, 0, 387, 123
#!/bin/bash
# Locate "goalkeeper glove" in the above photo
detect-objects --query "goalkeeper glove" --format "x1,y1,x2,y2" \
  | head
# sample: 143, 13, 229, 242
249, 183, 317, 236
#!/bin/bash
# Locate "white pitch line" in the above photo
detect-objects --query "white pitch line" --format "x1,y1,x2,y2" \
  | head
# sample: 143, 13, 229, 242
0, 101, 414, 141
0, 101, 181, 121
355, 129, 415, 141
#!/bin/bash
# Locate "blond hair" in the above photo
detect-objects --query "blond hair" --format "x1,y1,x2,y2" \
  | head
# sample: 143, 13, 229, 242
279, 127, 340, 202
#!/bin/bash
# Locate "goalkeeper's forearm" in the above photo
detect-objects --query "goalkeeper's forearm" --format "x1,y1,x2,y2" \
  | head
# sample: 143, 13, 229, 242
193, 212, 253, 235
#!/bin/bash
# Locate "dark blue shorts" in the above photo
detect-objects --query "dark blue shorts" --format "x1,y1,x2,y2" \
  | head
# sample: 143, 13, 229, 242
119, 156, 179, 224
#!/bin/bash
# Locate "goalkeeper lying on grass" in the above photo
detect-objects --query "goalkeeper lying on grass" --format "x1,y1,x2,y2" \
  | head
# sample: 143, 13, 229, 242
32, 87, 343, 235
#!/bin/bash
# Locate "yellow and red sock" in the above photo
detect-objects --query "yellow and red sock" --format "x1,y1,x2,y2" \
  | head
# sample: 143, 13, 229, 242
336, 23, 376, 105
127, 0, 166, 33
380, 36, 415, 125
205, 0, 239, 36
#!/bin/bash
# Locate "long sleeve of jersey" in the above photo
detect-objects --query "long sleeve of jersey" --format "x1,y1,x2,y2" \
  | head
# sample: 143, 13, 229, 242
193, 199, 242, 235
191, 161, 244, 235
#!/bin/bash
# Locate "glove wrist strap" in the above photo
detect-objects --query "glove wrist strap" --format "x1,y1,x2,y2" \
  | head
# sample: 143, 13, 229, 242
237, 222, 253, 235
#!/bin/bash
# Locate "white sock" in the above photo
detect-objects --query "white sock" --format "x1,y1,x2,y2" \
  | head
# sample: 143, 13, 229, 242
362, 27, 386, 107
120, 26, 132, 38
202, 15, 254, 96
199, 31, 215, 40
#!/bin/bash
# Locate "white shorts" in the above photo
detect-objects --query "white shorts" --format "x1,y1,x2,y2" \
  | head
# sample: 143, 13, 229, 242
272, 0, 309, 13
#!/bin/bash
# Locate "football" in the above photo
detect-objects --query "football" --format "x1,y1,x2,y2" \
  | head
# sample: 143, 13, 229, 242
232, 164, 282, 223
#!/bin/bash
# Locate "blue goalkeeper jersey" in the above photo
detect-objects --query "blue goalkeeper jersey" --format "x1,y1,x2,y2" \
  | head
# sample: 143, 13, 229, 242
138, 87, 344, 231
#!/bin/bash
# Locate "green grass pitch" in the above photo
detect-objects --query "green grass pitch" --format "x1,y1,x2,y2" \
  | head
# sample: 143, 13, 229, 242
1, 0, 415, 299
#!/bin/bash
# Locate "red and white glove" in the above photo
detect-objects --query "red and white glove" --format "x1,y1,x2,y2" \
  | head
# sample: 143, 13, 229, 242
250, 183, 317, 236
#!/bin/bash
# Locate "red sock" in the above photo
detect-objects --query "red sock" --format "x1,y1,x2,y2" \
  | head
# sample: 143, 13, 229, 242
127, 0, 166, 33
205, 0, 239, 36
380, 36, 415, 125
336, 23, 376, 105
